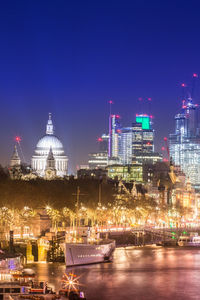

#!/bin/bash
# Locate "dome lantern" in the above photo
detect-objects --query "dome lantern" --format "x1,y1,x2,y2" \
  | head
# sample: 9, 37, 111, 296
46, 112, 54, 135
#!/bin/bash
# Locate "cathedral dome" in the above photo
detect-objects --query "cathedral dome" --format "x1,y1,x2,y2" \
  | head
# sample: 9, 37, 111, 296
31, 113, 68, 177
36, 135, 63, 150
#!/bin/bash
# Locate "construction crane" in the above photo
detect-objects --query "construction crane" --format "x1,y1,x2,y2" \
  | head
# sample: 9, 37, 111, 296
181, 73, 198, 104
163, 137, 170, 161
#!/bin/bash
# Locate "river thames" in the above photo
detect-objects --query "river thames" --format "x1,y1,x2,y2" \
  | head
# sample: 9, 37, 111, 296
30, 246, 200, 300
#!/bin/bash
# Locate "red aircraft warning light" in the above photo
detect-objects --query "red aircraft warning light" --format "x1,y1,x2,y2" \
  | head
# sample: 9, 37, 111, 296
98, 137, 103, 142
109, 100, 113, 104
161, 146, 165, 151
193, 73, 198, 78
181, 83, 186, 87
164, 137, 168, 141
15, 136, 22, 143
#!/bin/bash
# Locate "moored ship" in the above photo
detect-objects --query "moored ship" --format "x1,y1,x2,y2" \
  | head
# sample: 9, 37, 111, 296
178, 232, 200, 246
64, 227, 116, 266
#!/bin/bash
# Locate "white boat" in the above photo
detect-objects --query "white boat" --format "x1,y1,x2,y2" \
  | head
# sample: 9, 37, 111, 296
64, 227, 116, 266
178, 232, 200, 246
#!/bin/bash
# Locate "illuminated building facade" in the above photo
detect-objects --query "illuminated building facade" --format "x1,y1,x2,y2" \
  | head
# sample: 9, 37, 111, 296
98, 134, 109, 152
119, 115, 158, 165
88, 133, 109, 169
88, 152, 108, 169
108, 114, 121, 159
169, 98, 200, 188
106, 164, 143, 182
119, 127, 133, 164
132, 114, 158, 164
32, 113, 68, 177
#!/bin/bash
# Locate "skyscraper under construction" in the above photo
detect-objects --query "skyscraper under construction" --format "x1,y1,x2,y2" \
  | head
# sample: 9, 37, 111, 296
169, 97, 200, 188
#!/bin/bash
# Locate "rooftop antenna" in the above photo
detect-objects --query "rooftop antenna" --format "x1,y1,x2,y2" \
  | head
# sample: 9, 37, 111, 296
108, 100, 114, 157
138, 97, 142, 114
147, 97, 152, 116
108, 100, 113, 116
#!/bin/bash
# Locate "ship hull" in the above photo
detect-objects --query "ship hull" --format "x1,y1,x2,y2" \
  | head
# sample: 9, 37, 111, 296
65, 240, 116, 266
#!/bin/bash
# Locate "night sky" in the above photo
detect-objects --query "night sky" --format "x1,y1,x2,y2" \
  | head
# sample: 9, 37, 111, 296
1, 0, 200, 173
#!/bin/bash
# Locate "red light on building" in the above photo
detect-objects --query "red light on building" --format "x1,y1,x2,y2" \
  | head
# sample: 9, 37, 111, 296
15, 136, 21, 143
109, 100, 113, 104
98, 138, 103, 142
163, 158, 169, 162
193, 73, 198, 78
148, 97, 152, 101
150, 115, 153, 118
161, 147, 165, 151
147, 142, 151, 145
117, 129, 121, 133
181, 83, 186, 87
115, 115, 120, 118
164, 137, 167, 141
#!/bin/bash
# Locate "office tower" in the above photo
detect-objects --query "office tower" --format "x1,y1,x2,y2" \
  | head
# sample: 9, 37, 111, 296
98, 134, 109, 153
88, 134, 109, 169
119, 127, 133, 165
169, 98, 200, 188
132, 114, 158, 164
108, 114, 121, 159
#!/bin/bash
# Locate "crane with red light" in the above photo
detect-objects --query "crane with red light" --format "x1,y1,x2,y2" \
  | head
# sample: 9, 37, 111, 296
14, 136, 26, 163
181, 73, 198, 105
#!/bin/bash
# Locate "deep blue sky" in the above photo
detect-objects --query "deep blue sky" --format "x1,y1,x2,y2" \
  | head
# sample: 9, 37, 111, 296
1, 0, 200, 173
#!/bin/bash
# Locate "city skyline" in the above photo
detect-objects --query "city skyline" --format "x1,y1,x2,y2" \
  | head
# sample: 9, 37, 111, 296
1, 1, 200, 173
1, 75, 200, 174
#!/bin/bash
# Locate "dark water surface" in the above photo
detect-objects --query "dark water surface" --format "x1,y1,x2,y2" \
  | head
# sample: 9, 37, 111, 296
29, 246, 200, 300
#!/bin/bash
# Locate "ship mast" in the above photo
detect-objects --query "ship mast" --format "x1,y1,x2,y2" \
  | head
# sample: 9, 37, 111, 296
72, 186, 86, 228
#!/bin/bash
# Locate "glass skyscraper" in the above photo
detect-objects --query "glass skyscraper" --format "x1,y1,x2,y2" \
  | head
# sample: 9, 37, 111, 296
132, 115, 155, 163
118, 114, 160, 165
169, 98, 200, 188
108, 114, 121, 159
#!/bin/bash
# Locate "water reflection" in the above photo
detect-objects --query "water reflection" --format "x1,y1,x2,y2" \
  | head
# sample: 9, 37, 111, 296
29, 247, 200, 300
